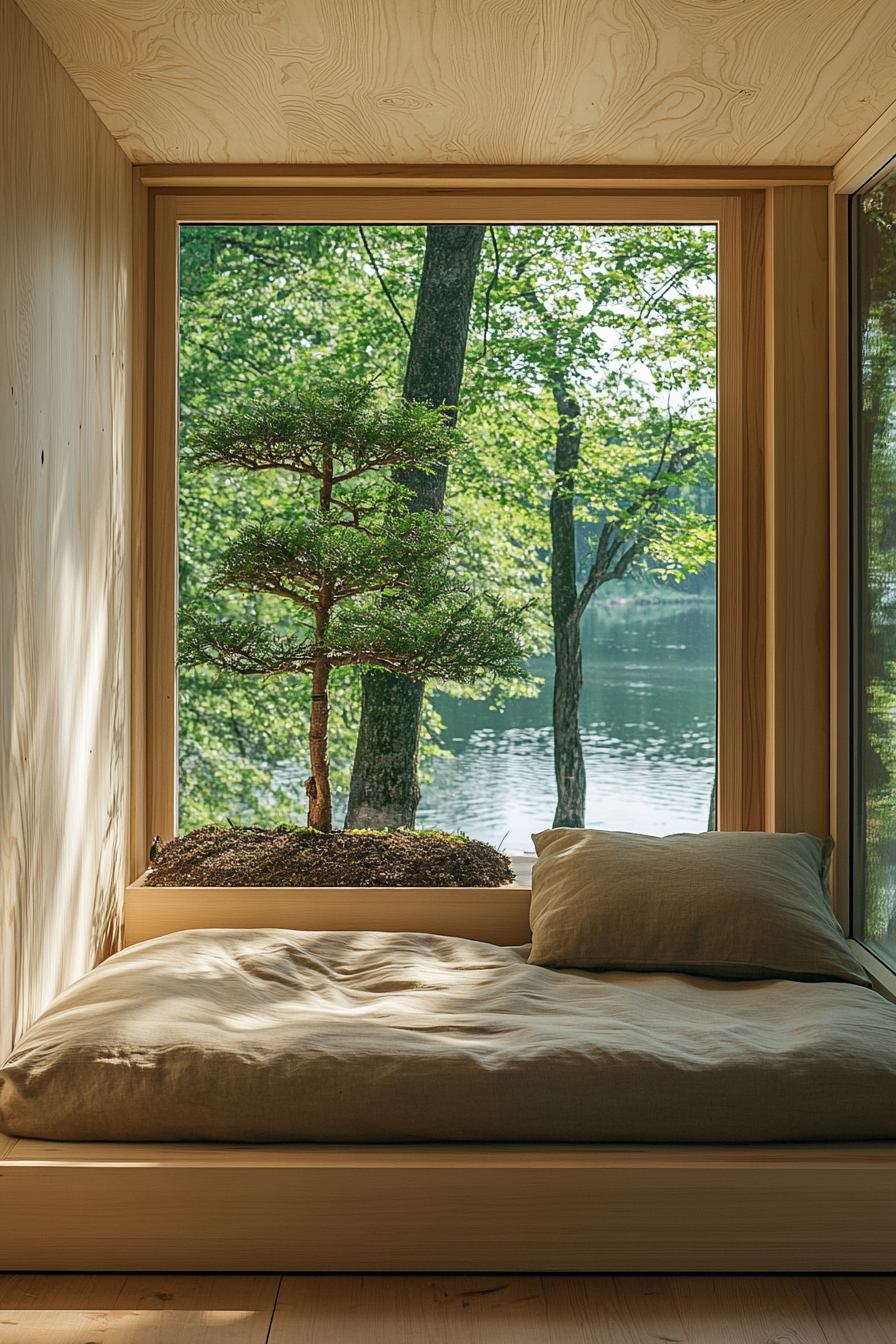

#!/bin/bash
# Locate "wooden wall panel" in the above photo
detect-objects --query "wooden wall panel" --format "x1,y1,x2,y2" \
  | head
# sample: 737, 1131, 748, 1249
829, 191, 851, 923
0, 0, 132, 1060
716, 191, 766, 832
764, 187, 831, 837
129, 166, 150, 883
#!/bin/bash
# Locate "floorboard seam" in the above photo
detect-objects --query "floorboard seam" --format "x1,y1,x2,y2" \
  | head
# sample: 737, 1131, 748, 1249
264, 1273, 284, 1344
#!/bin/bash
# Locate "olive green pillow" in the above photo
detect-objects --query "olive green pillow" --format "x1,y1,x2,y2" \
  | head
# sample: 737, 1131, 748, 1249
528, 829, 870, 986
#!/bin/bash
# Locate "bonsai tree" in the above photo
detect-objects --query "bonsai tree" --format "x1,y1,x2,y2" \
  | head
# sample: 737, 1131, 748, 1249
179, 380, 527, 831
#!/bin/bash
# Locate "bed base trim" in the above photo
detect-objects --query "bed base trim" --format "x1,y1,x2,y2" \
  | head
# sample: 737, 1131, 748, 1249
2, 1138, 894, 1272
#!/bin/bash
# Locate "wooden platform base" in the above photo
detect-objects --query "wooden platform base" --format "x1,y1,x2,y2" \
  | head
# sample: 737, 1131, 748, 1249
2, 1136, 894, 1273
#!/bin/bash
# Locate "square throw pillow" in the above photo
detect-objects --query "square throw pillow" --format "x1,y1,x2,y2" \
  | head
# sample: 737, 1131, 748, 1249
528, 829, 870, 985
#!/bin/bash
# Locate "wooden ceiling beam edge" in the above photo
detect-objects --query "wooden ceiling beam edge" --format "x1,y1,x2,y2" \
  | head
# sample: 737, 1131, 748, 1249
833, 96, 896, 195
139, 163, 832, 191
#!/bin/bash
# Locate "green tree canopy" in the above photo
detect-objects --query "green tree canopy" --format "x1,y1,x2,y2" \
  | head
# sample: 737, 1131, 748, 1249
176, 222, 716, 833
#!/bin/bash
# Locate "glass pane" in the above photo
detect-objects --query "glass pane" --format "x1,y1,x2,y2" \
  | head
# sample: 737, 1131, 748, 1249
855, 163, 896, 968
177, 223, 716, 849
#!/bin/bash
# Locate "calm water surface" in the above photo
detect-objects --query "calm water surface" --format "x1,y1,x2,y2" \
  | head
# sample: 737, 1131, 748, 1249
415, 599, 716, 850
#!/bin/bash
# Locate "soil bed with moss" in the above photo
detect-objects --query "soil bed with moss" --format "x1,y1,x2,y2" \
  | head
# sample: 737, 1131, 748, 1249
145, 825, 515, 889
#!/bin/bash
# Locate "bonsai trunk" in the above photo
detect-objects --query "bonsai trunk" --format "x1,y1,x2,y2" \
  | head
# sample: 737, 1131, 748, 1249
550, 377, 586, 829
345, 224, 486, 830
306, 599, 333, 830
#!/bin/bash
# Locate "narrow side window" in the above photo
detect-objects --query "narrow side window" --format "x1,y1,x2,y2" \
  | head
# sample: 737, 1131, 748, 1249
853, 159, 896, 971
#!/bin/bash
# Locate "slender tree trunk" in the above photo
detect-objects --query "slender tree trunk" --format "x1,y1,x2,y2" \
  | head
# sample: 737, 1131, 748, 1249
345, 224, 486, 830
550, 378, 586, 829
305, 652, 332, 830
306, 601, 333, 831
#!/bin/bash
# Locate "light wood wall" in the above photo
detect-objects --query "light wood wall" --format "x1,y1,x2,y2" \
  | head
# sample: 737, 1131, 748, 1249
0, 0, 132, 1061
764, 187, 831, 837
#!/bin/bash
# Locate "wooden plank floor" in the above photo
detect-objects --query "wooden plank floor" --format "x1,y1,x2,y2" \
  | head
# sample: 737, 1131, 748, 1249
0, 1274, 893, 1342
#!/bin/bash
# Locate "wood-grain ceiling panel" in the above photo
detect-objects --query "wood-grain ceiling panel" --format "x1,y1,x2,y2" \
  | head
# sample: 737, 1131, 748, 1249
14, 0, 896, 166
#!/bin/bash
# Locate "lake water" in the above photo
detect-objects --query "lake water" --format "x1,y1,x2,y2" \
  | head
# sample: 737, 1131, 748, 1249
414, 598, 716, 850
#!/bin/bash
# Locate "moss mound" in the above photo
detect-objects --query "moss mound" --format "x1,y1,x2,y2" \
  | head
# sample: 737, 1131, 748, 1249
145, 825, 515, 889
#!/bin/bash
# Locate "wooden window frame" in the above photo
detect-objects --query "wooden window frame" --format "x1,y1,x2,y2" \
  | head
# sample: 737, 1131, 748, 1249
129, 167, 834, 884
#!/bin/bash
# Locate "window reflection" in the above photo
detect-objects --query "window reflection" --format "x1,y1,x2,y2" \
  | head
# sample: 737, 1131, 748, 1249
855, 161, 896, 969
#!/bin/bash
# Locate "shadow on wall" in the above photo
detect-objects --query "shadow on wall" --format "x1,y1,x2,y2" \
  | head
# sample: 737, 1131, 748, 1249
0, 0, 132, 1063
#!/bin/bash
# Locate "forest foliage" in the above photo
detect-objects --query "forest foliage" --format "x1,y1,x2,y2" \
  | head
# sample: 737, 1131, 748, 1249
177, 222, 717, 831
857, 166, 896, 948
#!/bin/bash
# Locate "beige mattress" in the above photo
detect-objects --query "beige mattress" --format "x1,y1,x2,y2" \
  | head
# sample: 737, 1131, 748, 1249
2, 927, 895, 1144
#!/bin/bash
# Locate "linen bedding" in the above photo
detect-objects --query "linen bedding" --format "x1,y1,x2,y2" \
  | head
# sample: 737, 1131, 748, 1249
2, 927, 895, 1144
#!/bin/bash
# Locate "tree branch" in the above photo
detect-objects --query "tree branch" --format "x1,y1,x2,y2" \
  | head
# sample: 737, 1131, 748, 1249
480, 225, 501, 361
636, 259, 700, 325
218, 574, 316, 609
571, 418, 703, 624
188, 337, 271, 380
358, 225, 413, 340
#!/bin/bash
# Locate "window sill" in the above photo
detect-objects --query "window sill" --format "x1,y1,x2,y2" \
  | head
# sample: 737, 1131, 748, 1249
848, 939, 896, 1005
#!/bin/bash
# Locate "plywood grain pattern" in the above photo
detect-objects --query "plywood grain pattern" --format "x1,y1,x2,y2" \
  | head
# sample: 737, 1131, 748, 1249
13, 0, 896, 169
764, 186, 831, 837
0, 0, 132, 1061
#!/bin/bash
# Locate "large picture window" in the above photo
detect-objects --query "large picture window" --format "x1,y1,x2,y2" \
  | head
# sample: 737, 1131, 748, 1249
176, 222, 717, 846
853, 159, 896, 971
140, 185, 773, 866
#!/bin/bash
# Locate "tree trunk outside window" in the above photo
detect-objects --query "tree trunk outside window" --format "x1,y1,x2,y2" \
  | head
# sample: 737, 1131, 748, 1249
549, 378, 587, 828
345, 225, 486, 830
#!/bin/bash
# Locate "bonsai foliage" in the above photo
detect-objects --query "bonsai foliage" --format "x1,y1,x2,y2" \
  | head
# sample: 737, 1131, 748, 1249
179, 380, 527, 831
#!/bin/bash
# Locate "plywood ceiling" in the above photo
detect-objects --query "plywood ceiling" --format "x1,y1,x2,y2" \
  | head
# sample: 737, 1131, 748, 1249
15, 0, 896, 166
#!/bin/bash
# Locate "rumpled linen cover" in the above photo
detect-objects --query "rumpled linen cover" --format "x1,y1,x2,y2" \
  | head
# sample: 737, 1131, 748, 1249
2, 928, 895, 1143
